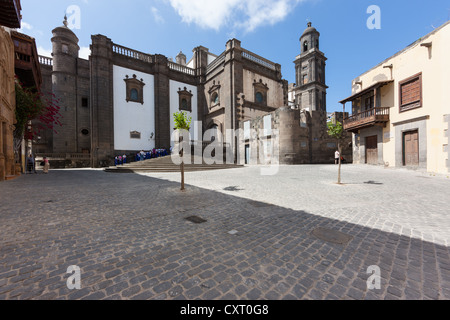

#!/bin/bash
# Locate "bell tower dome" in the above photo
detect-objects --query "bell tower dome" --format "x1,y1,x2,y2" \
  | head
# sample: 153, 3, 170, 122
50, 16, 80, 153
294, 22, 328, 112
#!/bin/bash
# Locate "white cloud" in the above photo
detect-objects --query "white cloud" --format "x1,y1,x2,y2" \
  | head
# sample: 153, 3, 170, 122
79, 46, 91, 60
37, 46, 52, 58
167, 0, 305, 32
151, 7, 165, 24
18, 21, 33, 32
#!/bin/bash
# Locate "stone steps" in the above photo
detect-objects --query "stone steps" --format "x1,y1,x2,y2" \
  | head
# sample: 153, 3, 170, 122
105, 156, 243, 173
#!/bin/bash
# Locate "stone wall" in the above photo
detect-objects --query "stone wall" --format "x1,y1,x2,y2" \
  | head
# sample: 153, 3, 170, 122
0, 27, 16, 180
240, 108, 352, 165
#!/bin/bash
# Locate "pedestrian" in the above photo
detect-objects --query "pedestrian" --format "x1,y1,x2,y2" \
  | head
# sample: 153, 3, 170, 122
42, 157, 50, 174
114, 156, 118, 166
335, 150, 340, 165
32, 154, 37, 173
118, 155, 123, 165
123, 154, 127, 164
26, 154, 33, 174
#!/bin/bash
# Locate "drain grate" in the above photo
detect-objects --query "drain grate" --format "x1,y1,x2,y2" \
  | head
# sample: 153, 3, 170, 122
185, 216, 207, 224
311, 227, 353, 245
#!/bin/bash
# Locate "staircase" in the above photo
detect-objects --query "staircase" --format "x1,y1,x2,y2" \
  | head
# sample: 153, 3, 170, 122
104, 155, 243, 173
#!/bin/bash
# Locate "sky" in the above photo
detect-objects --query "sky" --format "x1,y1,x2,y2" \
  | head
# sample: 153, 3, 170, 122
19, 0, 450, 113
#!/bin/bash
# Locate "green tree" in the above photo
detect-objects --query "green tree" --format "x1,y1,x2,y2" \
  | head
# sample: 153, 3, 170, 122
14, 80, 62, 159
173, 111, 192, 191
327, 121, 346, 184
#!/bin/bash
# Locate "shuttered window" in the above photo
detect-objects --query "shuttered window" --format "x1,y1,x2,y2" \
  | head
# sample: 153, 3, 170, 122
399, 73, 422, 112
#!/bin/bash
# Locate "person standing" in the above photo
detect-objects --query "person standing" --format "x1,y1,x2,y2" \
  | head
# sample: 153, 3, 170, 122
31, 154, 37, 173
123, 154, 127, 164
335, 150, 340, 165
26, 154, 33, 174
43, 157, 50, 174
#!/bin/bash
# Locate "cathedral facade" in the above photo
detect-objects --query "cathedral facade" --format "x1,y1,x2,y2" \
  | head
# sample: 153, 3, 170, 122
35, 19, 350, 167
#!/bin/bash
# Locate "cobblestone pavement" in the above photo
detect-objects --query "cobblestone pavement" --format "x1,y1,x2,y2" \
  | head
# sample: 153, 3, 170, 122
0, 165, 449, 300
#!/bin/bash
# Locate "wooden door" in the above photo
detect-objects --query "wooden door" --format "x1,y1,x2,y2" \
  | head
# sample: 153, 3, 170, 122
365, 136, 378, 165
403, 130, 419, 166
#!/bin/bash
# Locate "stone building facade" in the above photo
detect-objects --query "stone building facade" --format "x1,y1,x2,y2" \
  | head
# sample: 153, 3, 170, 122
0, 27, 16, 180
340, 21, 450, 174
36, 20, 349, 167
0, 0, 22, 181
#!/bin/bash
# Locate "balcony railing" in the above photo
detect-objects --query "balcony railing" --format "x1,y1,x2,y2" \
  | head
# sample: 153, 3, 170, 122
167, 61, 196, 76
38, 55, 53, 66
112, 44, 153, 64
344, 107, 390, 132
241, 49, 277, 71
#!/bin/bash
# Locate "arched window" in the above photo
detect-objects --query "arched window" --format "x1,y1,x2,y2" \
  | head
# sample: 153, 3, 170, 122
211, 92, 219, 105
210, 124, 218, 142
181, 98, 188, 110
124, 74, 145, 104
130, 89, 139, 102
316, 39, 319, 49
303, 41, 308, 52
255, 92, 264, 104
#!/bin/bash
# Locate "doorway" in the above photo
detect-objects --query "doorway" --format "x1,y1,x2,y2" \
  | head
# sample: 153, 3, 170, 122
403, 130, 419, 166
365, 135, 378, 165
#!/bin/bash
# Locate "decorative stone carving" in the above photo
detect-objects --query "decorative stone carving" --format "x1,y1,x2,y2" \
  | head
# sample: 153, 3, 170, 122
124, 74, 145, 104
178, 87, 193, 112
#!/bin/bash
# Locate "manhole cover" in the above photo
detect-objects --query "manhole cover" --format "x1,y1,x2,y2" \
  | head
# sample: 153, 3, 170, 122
185, 216, 207, 224
311, 228, 353, 245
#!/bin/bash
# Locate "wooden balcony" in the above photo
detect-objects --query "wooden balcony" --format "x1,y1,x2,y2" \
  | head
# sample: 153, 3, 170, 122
0, 0, 21, 28
343, 107, 390, 133
11, 31, 42, 91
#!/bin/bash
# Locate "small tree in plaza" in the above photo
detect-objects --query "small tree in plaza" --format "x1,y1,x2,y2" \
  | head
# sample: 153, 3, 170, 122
173, 111, 192, 191
14, 79, 62, 161
327, 121, 346, 184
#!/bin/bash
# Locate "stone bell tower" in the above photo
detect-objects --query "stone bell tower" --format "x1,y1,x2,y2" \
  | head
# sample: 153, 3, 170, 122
293, 22, 328, 112
51, 15, 80, 153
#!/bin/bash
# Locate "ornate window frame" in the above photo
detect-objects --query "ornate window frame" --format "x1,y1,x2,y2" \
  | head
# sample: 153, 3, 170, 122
253, 79, 269, 106
208, 81, 221, 109
124, 74, 145, 104
178, 87, 193, 112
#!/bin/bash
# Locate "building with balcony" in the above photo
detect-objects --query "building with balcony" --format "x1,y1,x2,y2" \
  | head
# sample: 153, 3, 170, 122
10, 30, 42, 172
0, 0, 21, 181
340, 21, 450, 174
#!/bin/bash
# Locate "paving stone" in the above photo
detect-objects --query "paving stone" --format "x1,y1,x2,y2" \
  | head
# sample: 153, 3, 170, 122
0, 167, 449, 302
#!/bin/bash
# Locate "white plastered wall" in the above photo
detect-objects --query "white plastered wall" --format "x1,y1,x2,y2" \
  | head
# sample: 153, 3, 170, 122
113, 65, 155, 151
169, 80, 199, 147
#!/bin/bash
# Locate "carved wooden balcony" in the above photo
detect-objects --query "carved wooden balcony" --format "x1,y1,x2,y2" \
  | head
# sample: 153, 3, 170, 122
343, 107, 390, 133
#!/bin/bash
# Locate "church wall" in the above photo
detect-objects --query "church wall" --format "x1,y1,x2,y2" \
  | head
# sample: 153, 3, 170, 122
169, 80, 199, 147
242, 69, 284, 109
76, 58, 91, 153
113, 65, 156, 151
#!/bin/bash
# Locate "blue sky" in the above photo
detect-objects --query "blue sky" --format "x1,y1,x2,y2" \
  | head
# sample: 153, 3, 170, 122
20, 0, 450, 113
